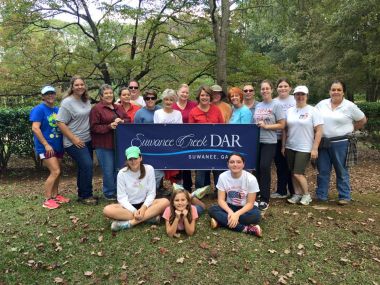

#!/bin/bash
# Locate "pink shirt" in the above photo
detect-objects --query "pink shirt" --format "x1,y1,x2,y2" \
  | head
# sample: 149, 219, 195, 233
162, 205, 198, 231
172, 100, 197, 123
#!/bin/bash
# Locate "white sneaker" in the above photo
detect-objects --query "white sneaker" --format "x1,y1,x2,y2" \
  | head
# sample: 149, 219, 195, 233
287, 194, 302, 204
300, 194, 312, 206
270, 192, 288, 199
111, 220, 132, 231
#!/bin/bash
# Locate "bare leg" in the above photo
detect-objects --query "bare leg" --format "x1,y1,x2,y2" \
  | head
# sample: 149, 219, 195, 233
129, 198, 170, 226
103, 204, 135, 220
191, 196, 206, 210
293, 174, 308, 195
43, 157, 61, 199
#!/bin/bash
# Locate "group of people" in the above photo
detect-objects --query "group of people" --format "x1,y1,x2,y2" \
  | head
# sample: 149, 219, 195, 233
30, 75, 367, 238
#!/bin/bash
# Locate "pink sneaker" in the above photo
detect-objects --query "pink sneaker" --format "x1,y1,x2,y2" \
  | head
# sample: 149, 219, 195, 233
43, 199, 60, 209
54, 195, 70, 204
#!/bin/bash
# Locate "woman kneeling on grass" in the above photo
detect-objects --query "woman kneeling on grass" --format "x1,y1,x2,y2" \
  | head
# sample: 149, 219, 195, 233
208, 153, 262, 237
103, 146, 169, 231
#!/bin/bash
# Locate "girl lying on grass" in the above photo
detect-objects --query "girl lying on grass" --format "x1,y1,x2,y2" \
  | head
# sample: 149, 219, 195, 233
208, 152, 262, 237
103, 146, 169, 231
163, 188, 205, 237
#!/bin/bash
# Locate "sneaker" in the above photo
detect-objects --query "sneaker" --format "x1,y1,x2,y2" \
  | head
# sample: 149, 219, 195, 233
210, 218, 218, 229
111, 220, 132, 231
337, 199, 350, 206
258, 201, 269, 211
146, 216, 161, 225
54, 195, 70, 204
192, 185, 211, 199
287, 194, 302, 204
104, 195, 117, 201
300, 194, 312, 206
246, 224, 262, 238
78, 196, 98, 205
42, 198, 60, 209
270, 192, 288, 199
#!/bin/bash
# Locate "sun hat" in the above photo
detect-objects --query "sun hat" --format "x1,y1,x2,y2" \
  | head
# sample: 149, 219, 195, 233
125, 146, 141, 159
41, 86, 56, 95
293, 85, 309, 95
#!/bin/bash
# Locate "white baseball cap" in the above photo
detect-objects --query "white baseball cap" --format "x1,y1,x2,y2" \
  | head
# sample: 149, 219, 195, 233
293, 85, 309, 95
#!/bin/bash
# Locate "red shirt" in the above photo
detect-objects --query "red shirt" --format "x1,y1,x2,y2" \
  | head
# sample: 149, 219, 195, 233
90, 102, 127, 149
119, 103, 141, 123
188, 104, 224, 123
172, 100, 197, 123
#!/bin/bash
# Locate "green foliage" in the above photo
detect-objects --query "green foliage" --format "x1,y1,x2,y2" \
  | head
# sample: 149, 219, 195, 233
357, 102, 380, 150
0, 107, 35, 171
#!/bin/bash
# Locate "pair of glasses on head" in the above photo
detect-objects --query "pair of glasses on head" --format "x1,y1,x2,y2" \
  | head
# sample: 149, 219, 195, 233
243, 89, 254, 93
144, 96, 157, 101
128, 86, 139, 90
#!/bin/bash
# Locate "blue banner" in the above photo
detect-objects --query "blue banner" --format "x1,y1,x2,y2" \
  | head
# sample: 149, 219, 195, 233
115, 124, 260, 170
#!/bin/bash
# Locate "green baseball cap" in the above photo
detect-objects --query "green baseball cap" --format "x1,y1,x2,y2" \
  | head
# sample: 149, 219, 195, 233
125, 146, 141, 159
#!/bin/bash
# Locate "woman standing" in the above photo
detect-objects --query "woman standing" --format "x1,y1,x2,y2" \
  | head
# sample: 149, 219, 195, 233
118, 87, 140, 123
243, 84, 256, 118
211, 84, 232, 123
228, 87, 252, 124
30, 86, 70, 209
189, 85, 224, 189
57, 76, 97, 205
103, 146, 170, 231
271, 78, 296, 199
315, 80, 366, 205
254, 80, 285, 211
208, 153, 262, 237
282, 86, 323, 205
172, 84, 197, 191
90, 84, 126, 200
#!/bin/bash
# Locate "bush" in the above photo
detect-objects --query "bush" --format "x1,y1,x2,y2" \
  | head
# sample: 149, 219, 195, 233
0, 107, 37, 171
357, 102, 380, 150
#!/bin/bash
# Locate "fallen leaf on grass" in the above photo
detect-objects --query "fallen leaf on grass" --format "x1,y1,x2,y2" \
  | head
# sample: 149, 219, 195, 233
271, 270, 279, 276
176, 257, 185, 264
326, 216, 334, 220
278, 275, 288, 284
159, 247, 168, 255
286, 271, 294, 278
137, 280, 146, 284
314, 242, 323, 248
308, 277, 317, 284
297, 250, 305, 256
79, 236, 88, 243
151, 237, 161, 243
97, 251, 104, 257
199, 242, 209, 249
69, 216, 79, 224
373, 257, 380, 263
268, 249, 277, 254
208, 258, 217, 265
210, 249, 218, 258
121, 262, 128, 270
119, 272, 127, 281
98, 235, 103, 242
312, 206, 328, 210
368, 218, 375, 222
53, 277, 64, 283
339, 257, 350, 264
297, 244, 305, 250
84, 271, 93, 277
284, 249, 291, 254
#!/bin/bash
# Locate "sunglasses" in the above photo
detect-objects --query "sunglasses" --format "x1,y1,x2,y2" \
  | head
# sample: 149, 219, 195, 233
243, 89, 254, 93
43, 92, 56, 95
144, 96, 157, 101
128, 86, 139, 90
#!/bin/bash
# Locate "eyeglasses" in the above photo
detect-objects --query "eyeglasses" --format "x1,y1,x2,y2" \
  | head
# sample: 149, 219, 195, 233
144, 96, 157, 101
243, 89, 254, 93
128, 86, 139, 90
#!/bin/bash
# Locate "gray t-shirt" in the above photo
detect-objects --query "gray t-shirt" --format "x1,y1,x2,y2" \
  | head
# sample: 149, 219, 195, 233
254, 100, 285, 143
273, 95, 296, 139
57, 96, 91, 148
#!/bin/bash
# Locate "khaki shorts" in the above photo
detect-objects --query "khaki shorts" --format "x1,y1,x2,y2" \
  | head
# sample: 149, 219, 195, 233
285, 148, 310, 175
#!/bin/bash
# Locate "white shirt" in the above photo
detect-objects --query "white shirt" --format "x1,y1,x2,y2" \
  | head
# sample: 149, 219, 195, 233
153, 109, 183, 124
315, 99, 365, 138
117, 164, 156, 213
132, 96, 146, 107
285, 105, 324, 152
216, 170, 259, 207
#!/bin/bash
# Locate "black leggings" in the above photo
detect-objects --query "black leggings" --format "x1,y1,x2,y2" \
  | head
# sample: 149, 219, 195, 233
258, 143, 277, 203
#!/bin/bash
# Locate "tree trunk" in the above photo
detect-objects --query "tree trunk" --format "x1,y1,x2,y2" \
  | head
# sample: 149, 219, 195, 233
209, 0, 231, 93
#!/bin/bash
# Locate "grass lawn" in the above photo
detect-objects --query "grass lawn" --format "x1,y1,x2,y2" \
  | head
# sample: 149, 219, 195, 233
1, 162, 379, 284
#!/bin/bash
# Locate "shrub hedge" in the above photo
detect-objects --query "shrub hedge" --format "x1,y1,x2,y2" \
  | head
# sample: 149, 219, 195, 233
0, 102, 379, 171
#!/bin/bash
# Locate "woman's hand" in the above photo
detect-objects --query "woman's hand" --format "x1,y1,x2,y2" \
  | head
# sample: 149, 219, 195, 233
257, 120, 267, 129
227, 212, 239, 228
311, 148, 318, 160
72, 136, 85, 148
44, 144, 55, 157
134, 207, 146, 221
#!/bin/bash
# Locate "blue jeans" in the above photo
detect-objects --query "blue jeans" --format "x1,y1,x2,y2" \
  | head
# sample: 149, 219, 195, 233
195, 170, 221, 188
65, 141, 93, 199
316, 140, 351, 201
274, 140, 294, 195
208, 204, 261, 232
195, 204, 204, 216
95, 148, 117, 198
